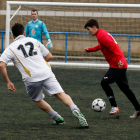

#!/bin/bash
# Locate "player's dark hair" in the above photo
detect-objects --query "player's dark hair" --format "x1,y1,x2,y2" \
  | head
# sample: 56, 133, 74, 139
84, 19, 99, 29
31, 9, 38, 14
11, 23, 24, 37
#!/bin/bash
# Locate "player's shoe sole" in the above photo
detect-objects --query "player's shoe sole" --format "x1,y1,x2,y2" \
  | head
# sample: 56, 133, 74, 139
72, 110, 89, 128
110, 107, 119, 115
129, 110, 140, 119
53, 117, 65, 125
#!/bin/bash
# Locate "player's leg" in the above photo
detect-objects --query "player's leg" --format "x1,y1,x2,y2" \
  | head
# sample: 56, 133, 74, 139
116, 69, 140, 118
34, 99, 52, 113
34, 99, 64, 125
54, 92, 88, 128
42, 74, 88, 128
54, 92, 80, 112
25, 81, 64, 125
101, 68, 119, 115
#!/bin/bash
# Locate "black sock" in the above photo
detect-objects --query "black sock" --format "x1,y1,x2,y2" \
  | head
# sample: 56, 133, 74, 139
108, 96, 117, 107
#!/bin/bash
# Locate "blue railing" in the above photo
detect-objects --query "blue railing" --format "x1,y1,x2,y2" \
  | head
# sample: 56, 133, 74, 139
1, 31, 140, 64
0, 30, 5, 54
111, 34, 140, 64
49, 32, 140, 64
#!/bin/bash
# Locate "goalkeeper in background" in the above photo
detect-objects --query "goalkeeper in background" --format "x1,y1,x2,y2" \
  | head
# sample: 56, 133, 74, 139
84, 18, 140, 119
25, 9, 53, 49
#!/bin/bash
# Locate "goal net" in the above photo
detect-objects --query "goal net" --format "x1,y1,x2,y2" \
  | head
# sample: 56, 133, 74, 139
6, 2, 140, 68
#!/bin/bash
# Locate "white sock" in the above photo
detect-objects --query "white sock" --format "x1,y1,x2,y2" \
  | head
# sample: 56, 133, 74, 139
70, 104, 80, 112
48, 109, 62, 120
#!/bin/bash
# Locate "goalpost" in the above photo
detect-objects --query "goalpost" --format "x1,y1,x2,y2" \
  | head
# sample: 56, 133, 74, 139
5, 1, 140, 69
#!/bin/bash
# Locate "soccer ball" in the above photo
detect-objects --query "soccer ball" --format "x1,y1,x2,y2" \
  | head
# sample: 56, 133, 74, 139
92, 98, 106, 112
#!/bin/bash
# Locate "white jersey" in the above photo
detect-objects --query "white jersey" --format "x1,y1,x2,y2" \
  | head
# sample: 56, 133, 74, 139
0, 35, 53, 82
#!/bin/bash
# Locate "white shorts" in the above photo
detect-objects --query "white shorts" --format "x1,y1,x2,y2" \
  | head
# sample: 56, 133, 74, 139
24, 74, 64, 101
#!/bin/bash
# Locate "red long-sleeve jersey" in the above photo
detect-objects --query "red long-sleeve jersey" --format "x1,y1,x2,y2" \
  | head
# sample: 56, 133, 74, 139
88, 29, 127, 68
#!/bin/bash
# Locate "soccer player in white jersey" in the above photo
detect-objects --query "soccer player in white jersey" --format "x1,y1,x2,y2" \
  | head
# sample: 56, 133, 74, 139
0, 23, 88, 128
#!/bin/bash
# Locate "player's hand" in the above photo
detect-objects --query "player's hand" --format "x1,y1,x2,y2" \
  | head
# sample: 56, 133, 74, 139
84, 48, 90, 53
7, 82, 16, 92
46, 39, 53, 49
118, 61, 124, 67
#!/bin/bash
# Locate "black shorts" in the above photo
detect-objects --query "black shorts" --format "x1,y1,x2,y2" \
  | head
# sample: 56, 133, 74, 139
102, 68, 128, 86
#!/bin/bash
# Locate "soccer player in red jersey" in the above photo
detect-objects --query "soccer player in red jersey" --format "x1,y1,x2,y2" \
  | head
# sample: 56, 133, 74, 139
84, 19, 140, 118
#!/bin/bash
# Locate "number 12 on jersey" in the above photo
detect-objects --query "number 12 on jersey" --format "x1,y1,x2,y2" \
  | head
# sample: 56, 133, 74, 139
17, 42, 37, 58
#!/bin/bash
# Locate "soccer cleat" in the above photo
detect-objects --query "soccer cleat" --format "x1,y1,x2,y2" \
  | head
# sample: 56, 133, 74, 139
72, 110, 89, 128
110, 107, 119, 115
53, 117, 65, 125
129, 110, 140, 119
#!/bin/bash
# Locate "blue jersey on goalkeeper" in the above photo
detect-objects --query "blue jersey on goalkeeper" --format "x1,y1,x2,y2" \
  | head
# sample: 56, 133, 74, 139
25, 19, 53, 49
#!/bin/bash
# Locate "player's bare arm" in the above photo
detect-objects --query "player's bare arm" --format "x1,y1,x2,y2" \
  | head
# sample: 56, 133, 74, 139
0, 62, 16, 92
118, 61, 124, 67
44, 52, 53, 62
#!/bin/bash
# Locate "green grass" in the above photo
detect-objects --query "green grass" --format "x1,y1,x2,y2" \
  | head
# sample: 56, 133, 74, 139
0, 66, 140, 140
